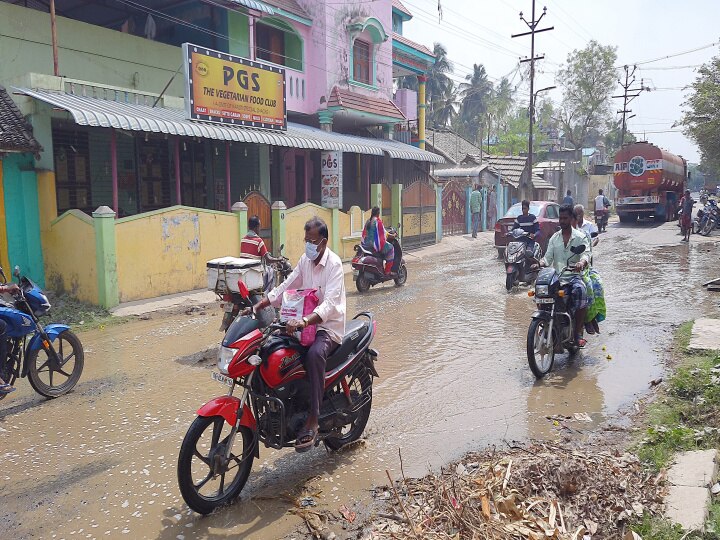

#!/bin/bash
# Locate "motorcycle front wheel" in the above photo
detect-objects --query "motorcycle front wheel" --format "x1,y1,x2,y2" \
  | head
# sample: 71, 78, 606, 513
527, 319, 555, 378
27, 330, 84, 398
505, 272, 515, 292
177, 416, 255, 515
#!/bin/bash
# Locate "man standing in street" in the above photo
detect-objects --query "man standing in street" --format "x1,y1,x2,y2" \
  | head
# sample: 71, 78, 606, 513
470, 185, 482, 238
251, 217, 346, 452
563, 190, 574, 206
680, 189, 694, 242
488, 186, 498, 230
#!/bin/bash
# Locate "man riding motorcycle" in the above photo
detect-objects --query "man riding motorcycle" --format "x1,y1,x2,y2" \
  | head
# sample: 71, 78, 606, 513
249, 217, 346, 452
513, 199, 540, 251
538, 204, 591, 347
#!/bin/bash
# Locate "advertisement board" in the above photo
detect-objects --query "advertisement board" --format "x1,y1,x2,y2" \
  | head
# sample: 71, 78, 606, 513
320, 151, 343, 209
183, 43, 286, 130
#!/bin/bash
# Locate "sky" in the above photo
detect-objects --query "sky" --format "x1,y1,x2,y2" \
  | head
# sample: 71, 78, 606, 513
401, 0, 720, 163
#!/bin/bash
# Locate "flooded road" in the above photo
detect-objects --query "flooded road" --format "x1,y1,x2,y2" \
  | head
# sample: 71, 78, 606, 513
1, 221, 718, 539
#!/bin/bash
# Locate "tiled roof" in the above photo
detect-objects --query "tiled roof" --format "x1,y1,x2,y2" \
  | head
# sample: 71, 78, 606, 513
392, 32, 434, 58
425, 129, 482, 165
262, 0, 310, 20
392, 0, 413, 18
0, 86, 41, 154
465, 153, 528, 188
327, 87, 406, 121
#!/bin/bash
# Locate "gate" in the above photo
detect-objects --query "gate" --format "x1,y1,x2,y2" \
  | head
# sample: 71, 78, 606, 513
441, 180, 467, 236
243, 191, 273, 253
401, 181, 436, 249
382, 183, 392, 226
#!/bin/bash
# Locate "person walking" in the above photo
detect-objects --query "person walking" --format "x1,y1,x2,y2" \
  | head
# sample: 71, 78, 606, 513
563, 190, 574, 206
488, 186, 498, 230
470, 185, 482, 238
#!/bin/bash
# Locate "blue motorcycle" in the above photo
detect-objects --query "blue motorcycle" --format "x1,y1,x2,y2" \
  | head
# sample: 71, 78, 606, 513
0, 265, 84, 400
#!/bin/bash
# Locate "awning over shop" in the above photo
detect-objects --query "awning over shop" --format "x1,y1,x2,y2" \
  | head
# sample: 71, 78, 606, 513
17, 88, 445, 163
434, 165, 488, 178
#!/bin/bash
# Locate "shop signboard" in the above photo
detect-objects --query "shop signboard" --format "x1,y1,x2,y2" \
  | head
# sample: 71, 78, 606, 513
321, 151, 343, 208
183, 43, 286, 130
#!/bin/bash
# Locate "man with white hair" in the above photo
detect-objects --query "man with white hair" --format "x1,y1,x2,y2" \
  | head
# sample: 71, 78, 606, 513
573, 204, 599, 250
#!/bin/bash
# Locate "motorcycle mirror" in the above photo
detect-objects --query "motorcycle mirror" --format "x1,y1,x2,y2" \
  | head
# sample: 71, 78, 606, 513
570, 244, 586, 255
0, 266, 5, 284
279, 244, 284, 253
13, 266, 20, 278
590, 231, 599, 238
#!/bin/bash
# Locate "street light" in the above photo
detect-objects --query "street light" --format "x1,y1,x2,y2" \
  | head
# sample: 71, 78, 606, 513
532, 85, 556, 122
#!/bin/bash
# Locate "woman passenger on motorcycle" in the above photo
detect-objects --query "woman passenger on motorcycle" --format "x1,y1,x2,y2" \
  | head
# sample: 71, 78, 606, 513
362, 207, 394, 273
573, 206, 605, 336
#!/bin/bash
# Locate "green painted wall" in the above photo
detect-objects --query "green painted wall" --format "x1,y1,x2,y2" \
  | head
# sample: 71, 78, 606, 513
2, 154, 45, 287
228, 12, 250, 58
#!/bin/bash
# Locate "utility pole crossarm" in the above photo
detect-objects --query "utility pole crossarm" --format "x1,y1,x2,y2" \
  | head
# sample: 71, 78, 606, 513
613, 64, 647, 146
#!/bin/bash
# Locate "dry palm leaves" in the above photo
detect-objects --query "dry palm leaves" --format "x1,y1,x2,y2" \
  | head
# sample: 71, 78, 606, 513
370, 442, 666, 540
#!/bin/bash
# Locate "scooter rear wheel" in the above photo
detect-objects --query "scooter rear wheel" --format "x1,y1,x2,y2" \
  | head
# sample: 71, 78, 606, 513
394, 265, 408, 286
177, 416, 255, 515
356, 273, 371, 293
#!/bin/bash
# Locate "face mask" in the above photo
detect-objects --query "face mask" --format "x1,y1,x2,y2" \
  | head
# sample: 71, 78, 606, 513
305, 241, 321, 261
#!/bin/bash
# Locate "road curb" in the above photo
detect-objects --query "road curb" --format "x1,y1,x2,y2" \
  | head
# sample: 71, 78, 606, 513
664, 449, 718, 531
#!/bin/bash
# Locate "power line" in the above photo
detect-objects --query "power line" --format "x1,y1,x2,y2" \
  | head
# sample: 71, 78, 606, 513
620, 41, 719, 67
612, 65, 650, 146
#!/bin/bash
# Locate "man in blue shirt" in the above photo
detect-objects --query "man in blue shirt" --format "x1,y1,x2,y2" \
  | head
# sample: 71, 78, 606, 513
512, 200, 540, 250
563, 190, 574, 206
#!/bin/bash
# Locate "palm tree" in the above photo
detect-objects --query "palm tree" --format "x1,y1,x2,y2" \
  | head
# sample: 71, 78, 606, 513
430, 83, 458, 128
487, 77, 515, 147
459, 63, 493, 144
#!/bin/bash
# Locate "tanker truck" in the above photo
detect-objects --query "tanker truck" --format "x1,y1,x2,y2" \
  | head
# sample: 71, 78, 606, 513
613, 141, 687, 223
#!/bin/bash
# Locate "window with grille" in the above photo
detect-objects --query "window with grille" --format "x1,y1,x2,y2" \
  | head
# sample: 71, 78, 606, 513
353, 40, 371, 85
52, 125, 92, 215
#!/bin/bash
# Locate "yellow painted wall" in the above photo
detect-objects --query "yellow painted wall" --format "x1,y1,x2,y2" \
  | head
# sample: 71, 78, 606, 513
0, 162, 9, 274
115, 207, 239, 302
44, 210, 98, 304
283, 203, 333, 265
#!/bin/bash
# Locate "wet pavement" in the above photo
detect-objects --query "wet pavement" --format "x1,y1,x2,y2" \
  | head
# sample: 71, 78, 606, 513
1, 220, 718, 539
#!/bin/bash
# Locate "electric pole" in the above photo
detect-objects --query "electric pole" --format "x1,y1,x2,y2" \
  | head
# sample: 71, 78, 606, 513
512, 1, 553, 199
612, 65, 649, 147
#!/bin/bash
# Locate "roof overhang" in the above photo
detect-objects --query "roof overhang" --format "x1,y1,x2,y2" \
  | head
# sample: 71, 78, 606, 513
348, 17, 388, 43
17, 88, 444, 163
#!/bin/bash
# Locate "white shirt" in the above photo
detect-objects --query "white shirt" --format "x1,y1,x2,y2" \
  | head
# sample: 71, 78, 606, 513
267, 247, 346, 344
595, 195, 607, 211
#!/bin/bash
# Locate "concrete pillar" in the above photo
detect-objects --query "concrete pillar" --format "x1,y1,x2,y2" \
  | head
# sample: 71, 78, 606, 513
331, 207, 340, 253
435, 183, 443, 243
465, 186, 472, 234
370, 183, 382, 213
391, 183, 402, 233
318, 110, 334, 132
92, 206, 119, 309
417, 75, 427, 150
271, 201, 286, 253
258, 144, 271, 199
232, 201, 248, 248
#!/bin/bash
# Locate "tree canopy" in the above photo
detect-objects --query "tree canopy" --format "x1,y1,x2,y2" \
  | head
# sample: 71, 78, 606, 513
682, 53, 720, 177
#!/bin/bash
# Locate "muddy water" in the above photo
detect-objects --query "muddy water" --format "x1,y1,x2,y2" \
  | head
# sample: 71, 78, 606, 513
1, 222, 717, 539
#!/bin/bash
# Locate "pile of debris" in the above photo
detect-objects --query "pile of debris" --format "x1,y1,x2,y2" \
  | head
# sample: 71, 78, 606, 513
369, 442, 666, 539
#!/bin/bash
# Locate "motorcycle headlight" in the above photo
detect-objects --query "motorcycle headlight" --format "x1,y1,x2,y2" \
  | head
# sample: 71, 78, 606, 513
217, 346, 237, 374
535, 284, 549, 297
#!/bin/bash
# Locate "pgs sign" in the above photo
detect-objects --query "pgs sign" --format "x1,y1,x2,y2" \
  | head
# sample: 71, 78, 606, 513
320, 151, 343, 209
183, 43, 286, 130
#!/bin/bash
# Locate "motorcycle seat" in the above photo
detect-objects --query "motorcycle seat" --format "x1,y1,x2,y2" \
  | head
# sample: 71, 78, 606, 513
326, 320, 369, 372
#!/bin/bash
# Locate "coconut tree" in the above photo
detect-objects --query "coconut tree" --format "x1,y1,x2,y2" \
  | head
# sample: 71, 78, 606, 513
459, 63, 493, 144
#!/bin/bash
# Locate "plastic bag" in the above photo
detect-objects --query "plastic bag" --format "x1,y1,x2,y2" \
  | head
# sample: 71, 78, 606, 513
280, 289, 319, 346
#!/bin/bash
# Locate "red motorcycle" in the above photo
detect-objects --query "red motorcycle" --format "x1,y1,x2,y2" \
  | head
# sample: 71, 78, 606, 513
177, 293, 379, 515
351, 227, 407, 293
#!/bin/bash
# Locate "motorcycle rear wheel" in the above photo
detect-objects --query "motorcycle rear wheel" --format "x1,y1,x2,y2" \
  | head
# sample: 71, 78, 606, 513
505, 272, 514, 292
324, 366, 372, 451
394, 265, 408, 286
177, 416, 255, 515
356, 273, 371, 293
701, 219, 714, 236
527, 319, 555, 378
27, 330, 84, 398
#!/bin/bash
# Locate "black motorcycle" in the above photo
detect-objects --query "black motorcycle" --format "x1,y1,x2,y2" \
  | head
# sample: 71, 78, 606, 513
504, 229, 542, 292
526, 243, 587, 378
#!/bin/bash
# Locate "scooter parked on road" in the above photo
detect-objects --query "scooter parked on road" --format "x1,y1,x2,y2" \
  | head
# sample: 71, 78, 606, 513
177, 290, 379, 514
526, 244, 588, 378
504, 229, 542, 292
352, 226, 407, 293
0, 265, 84, 400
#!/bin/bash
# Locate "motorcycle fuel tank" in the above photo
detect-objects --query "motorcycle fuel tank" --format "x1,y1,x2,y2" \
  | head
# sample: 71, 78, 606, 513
260, 346, 306, 388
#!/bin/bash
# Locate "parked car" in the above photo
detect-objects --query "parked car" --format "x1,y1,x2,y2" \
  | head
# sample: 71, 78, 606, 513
494, 201, 560, 258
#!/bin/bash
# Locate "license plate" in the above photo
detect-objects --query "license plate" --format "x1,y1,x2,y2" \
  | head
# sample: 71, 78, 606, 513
535, 297, 554, 304
211, 371, 234, 387
352, 269, 359, 281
